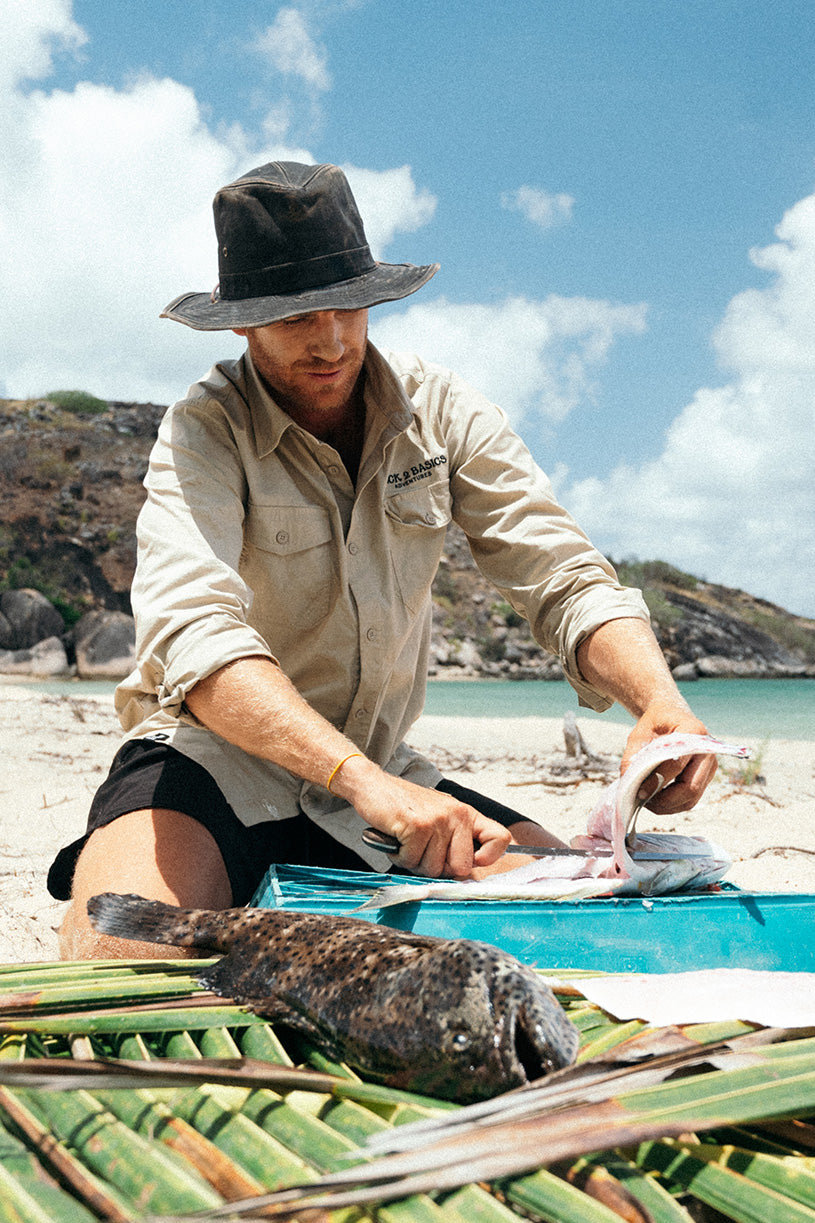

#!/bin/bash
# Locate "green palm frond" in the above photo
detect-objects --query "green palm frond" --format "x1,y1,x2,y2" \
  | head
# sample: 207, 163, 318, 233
2, 958, 815, 1223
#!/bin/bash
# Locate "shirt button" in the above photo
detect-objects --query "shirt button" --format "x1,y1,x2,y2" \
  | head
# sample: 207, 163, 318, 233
354, 707, 368, 720
348, 541, 359, 555
366, 626, 378, 641
275, 530, 289, 545
424, 512, 436, 525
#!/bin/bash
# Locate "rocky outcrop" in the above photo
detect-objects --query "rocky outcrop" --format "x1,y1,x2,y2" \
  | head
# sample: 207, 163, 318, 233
0, 589, 64, 651
653, 589, 812, 680
429, 525, 814, 682
0, 635, 70, 677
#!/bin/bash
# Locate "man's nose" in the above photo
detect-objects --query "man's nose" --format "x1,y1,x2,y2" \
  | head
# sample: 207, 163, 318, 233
309, 313, 344, 360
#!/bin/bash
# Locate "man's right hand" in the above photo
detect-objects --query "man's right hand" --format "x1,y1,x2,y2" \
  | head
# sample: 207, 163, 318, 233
331, 755, 512, 878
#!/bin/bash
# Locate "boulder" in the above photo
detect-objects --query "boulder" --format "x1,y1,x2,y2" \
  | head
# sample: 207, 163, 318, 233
0, 588, 64, 650
74, 610, 136, 680
691, 655, 808, 679
447, 639, 483, 672
0, 635, 70, 677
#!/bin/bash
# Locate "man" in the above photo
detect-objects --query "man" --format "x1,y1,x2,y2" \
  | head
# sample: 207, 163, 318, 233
50, 161, 714, 959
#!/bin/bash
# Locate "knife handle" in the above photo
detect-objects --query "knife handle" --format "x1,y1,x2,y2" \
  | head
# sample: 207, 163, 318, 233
362, 828, 403, 854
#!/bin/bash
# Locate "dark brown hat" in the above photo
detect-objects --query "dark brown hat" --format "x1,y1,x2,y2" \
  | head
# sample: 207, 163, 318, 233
161, 161, 438, 330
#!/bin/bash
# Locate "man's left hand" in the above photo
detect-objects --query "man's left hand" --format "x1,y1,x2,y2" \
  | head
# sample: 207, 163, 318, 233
620, 700, 717, 815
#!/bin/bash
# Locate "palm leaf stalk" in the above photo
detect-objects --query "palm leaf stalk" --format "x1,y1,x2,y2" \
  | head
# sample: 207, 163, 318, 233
1, 961, 815, 1222
637, 1137, 815, 1219
0, 1090, 128, 1223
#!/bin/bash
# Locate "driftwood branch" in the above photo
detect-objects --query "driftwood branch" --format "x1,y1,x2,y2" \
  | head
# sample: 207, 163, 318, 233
508, 714, 619, 789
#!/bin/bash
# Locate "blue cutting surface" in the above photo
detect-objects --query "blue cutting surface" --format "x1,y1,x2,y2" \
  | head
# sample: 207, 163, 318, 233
251, 864, 813, 974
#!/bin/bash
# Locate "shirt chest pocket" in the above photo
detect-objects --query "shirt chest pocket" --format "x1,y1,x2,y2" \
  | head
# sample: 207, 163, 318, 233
384, 481, 452, 613
242, 505, 335, 635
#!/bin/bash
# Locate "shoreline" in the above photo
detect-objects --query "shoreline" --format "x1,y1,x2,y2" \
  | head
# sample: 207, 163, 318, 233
3, 682, 814, 964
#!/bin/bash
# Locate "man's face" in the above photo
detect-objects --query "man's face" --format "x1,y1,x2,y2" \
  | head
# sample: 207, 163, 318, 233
234, 308, 368, 425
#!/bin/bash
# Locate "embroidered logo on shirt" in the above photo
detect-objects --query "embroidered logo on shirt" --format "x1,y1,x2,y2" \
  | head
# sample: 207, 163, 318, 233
386, 453, 447, 491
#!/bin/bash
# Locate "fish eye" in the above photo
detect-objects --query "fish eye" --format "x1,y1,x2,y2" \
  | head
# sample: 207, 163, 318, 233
451, 1032, 470, 1051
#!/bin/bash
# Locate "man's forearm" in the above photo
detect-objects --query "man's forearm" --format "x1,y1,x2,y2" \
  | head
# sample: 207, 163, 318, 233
184, 655, 365, 791
576, 617, 714, 811
182, 654, 514, 877
576, 617, 691, 719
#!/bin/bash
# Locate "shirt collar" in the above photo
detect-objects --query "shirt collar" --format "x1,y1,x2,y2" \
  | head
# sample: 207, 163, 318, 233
242, 341, 414, 459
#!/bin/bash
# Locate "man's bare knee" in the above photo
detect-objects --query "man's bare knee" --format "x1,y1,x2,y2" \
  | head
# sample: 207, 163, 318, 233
61, 808, 232, 961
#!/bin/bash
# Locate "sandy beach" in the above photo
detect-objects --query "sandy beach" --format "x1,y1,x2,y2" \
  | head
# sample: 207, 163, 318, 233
2, 680, 814, 964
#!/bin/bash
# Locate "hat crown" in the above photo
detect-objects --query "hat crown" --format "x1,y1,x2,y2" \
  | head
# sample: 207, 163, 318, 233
214, 162, 376, 302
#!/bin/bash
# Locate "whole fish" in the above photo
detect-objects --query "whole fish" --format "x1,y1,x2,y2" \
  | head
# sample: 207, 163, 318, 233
86, 892, 579, 1103
359, 733, 749, 908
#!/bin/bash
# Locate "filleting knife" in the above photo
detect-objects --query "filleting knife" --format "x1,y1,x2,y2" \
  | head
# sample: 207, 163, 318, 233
361, 827, 712, 861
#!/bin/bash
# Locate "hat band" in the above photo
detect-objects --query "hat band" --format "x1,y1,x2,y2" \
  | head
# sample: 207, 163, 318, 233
219, 244, 377, 301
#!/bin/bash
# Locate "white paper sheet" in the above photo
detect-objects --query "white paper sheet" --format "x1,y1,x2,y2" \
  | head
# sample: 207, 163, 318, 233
571, 969, 815, 1028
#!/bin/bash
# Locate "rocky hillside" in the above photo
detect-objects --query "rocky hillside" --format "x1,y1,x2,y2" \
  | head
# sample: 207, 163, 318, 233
2, 393, 813, 680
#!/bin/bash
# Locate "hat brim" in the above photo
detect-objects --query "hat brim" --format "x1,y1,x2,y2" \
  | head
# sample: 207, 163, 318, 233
161, 260, 439, 331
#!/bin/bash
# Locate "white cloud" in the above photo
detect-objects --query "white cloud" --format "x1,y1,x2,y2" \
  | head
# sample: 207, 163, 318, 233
254, 7, 331, 92
715, 192, 815, 375
501, 185, 574, 230
371, 295, 647, 425
343, 164, 437, 258
3, 0, 85, 94
560, 193, 815, 616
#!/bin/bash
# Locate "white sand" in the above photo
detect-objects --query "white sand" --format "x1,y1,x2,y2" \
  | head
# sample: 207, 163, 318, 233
2, 682, 814, 964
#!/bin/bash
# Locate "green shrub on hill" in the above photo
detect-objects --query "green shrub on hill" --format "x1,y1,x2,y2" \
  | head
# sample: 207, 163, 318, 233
614, 558, 699, 591
45, 389, 108, 416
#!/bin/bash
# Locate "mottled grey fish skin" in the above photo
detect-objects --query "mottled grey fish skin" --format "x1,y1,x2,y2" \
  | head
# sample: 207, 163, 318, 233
87, 892, 578, 1102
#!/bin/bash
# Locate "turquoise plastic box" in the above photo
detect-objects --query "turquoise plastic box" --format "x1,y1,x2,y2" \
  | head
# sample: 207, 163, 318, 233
251, 864, 814, 974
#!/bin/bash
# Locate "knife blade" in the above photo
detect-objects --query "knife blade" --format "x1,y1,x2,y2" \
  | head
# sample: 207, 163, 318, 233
361, 827, 712, 861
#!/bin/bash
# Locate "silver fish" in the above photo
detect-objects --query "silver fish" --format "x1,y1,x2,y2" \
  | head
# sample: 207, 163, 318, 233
86, 893, 579, 1103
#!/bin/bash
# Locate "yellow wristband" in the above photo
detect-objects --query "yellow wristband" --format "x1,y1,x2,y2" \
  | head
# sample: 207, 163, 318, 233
326, 752, 363, 794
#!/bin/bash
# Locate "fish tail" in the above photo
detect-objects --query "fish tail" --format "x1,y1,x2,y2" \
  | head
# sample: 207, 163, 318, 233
86, 892, 232, 952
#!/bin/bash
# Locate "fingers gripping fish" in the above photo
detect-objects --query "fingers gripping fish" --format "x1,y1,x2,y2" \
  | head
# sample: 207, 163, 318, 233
86, 893, 579, 1103
573, 732, 750, 893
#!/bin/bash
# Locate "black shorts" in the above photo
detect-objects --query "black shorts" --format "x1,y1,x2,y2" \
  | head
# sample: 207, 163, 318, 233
46, 739, 528, 905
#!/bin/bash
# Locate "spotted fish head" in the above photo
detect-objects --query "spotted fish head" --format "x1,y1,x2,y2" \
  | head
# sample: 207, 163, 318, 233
384, 941, 579, 1102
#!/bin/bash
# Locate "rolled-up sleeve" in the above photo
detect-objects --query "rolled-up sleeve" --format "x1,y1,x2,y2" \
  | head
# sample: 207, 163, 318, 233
132, 387, 277, 717
437, 369, 649, 710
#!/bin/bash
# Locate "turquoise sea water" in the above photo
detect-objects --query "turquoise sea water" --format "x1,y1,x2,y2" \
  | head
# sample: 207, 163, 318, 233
424, 678, 814, 741
14, 676, 813, 741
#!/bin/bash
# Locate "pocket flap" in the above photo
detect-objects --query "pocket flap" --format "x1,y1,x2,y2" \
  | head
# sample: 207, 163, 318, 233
384, 482, 452, 529
245, 505, 333, 555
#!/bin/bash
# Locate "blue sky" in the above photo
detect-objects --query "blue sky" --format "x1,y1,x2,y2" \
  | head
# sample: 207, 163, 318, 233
4, 1, 815, 616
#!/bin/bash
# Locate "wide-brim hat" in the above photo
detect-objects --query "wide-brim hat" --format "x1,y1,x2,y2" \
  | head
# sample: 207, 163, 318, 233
161, 161, 439, 330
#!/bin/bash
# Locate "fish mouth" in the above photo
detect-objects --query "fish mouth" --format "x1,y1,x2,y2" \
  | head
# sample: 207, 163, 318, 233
513, 1018, 556, 1081
507, 994, 580, 1084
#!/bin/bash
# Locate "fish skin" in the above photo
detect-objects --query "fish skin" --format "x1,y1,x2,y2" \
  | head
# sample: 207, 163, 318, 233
86, 892, 579, 1103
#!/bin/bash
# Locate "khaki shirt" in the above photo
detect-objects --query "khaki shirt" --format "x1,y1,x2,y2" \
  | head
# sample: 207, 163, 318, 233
115, 343, 648, 868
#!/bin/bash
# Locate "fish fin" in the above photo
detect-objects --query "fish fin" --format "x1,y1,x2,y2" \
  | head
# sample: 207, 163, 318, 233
86, 892, 220, 949
352, 883, 434, 910
197, 947, 281, 1002
198, 965, 345, 1059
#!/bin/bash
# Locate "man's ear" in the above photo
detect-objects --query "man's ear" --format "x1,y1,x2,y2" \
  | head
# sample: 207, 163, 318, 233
231, 327, 249, 337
